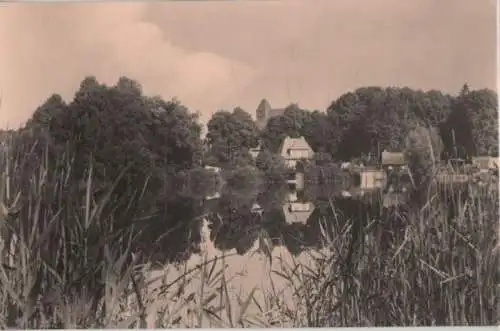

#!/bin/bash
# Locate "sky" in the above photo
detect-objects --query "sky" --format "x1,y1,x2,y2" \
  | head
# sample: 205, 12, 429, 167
0, 0, 497, 129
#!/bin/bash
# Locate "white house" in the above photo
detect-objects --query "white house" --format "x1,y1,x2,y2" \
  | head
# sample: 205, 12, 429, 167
249, 144, 262, 160
250, 202, 264, 216
349, 167, 387, 189
204, 165, 221, 173
472, 156, 499, 172
282, 201, 315, 225
279, 136, 314, 168
205, 191, 221, 200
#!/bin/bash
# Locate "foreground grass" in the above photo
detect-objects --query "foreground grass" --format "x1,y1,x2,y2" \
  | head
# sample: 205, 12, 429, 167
1, 133, 498, 327
270, 180, 499, 326
0, 133, 277, 328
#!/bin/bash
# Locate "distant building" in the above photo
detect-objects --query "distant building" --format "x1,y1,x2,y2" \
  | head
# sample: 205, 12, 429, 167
472, 156, 499, 172
282, 201, 315, 225
249, 144, 262, 160
204, 165, 221, 173
279, 136, 315, 168
255, 99, 287, 129
381, 151, 408, 171
349, 166, 386, 190
250, 203, 264, 216
340, 162, 351, 169
205, 192, 221, 201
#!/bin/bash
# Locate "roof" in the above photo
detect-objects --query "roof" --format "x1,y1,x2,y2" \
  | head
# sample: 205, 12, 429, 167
381, 151, 407, 166
257, 98, 272, 112
280, 136, 313, 157
472, 156, 499, 169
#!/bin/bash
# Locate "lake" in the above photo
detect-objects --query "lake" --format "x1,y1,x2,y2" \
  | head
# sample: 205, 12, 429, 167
136, 179, 415, 327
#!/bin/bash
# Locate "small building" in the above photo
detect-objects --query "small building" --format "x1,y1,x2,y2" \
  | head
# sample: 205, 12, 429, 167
282, 201, 315, 225
349, 166, 386, 189
250, 203, 264, 216
472, 156, 499, 172
249, 144, 262, 160
340, 162, 351, 169
204, 165, 221, 173
381, 151, 408, 171
205, 191, 221, 201
279, 136, 315, 169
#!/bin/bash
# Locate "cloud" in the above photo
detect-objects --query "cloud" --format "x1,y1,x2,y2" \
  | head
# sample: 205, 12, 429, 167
0, 0, 495, 129
0, 3, 255, 128
147, 0, 496, 113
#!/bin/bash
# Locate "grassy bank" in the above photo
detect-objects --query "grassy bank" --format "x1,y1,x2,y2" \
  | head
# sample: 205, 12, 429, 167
1, 134, 498, 327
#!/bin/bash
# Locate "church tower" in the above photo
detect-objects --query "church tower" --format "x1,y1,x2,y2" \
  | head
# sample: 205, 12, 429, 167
256, 98, 272, 129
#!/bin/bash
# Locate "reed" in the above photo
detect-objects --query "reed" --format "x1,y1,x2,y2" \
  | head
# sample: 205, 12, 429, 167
1, 131, 497, 327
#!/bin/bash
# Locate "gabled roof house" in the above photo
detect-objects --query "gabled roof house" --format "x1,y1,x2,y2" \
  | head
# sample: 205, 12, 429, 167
279, 136, 315, 168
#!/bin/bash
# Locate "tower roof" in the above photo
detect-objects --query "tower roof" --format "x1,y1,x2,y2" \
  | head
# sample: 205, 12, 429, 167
256, 98, 272, 112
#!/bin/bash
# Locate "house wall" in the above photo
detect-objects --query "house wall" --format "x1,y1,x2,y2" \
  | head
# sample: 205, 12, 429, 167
249, 149, 260, 159
289, 149, 313, 159
282, 202, 314, 224
360, 170, 386, 189
285, 159, 297, 168
289, 202, 312, 212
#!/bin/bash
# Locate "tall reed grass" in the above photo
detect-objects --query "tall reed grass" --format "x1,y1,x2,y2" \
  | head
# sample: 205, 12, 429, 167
269, 180, 499, 326
1, 131, 498, 327
0, 133, 263, 328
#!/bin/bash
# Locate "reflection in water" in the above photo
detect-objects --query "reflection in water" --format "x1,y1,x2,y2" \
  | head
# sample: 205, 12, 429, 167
202, 172, 413, 258
150, 166, 474, 266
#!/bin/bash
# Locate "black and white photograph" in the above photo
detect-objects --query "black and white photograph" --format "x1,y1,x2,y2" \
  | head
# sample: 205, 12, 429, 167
0, 0, 498, 328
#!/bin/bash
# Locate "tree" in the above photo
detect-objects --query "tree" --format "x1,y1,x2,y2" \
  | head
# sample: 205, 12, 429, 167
255, 149, 288, 184
26, 94, 67, 129
260, 114, 296, 153
303, 110, 331, 153
312, 151, 333, 166
22, 76, 206, 259
445, 88, 498, 157
205, 107, 259, 167
327, 86, 450, 161
260, 104, 320, 153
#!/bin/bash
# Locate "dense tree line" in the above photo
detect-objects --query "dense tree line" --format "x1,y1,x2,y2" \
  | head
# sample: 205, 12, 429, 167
205, 84, 497, 169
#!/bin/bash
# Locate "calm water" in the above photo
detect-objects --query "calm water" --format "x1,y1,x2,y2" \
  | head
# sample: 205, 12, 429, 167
146, 172, 414, 266
138, 172, 488, 327
140, 179, 414, 327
